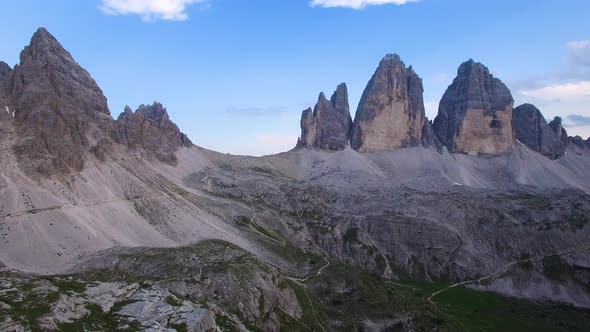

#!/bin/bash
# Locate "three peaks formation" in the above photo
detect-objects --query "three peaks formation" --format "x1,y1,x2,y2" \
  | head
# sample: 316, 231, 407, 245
297, 54, 589, 158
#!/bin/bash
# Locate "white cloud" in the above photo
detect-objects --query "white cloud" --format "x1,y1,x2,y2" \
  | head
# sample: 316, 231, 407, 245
520, 81, 590, 101
99, 0, 208, 21
310, 0, 420, 9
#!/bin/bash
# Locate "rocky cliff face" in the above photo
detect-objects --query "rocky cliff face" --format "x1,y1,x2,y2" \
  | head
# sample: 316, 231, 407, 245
4, 28, 119, 175
297, 83, 352, 151
116, 102, 192, 165
549, 117, 569, 148
421, 118, 442, 150
433, 60, 514, 155
512, 104, 565, 159
350, 54, 425, 152
0, 61, 13, 129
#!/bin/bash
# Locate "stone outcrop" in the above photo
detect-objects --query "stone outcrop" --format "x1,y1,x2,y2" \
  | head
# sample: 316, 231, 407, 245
421, 118, 443, 151
0, 61, 14, 128
512, 103, 565, 159
5, 28, 119, 175
350, 54, 425, 152
297, 83, 352, 151
116, 102, 192, 165
549, 117, 569, 147
570, 136, 588, 149
433, 59, 514, 155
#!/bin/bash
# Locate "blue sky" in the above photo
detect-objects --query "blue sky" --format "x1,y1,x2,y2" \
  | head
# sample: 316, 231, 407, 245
1, 0, 589, 155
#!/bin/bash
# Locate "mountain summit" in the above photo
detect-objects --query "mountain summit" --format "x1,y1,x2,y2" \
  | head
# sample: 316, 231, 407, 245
433, 59, 515, 155
350, 54, 426, 152
297, 83, 352, 151
0, 27, 192, 175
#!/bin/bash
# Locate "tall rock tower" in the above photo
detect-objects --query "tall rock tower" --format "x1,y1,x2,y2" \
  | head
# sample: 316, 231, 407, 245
433, 60, 514, 155
350, 54, 426, 152
297, 83, 352, 151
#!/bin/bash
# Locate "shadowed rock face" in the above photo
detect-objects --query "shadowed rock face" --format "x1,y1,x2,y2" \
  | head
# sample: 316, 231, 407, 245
5, 28, 119, 175
421, 118, 443, 151
513, 104, 565, 159
297, 83, 352, 151
116, 102, 192, 165
0, 61, 13, 124
570, 136, 588, 149
549, 117, 569, 147
433, 60, 514, 155
350, 54, 425, 152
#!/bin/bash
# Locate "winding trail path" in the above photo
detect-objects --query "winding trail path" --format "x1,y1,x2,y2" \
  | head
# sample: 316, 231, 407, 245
429, 243, 590, 301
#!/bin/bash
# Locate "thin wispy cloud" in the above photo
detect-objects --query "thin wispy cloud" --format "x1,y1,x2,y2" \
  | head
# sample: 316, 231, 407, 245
564, 114, 590, 128
520, 81, 590, 101
310, 0, 421, 9
99, 0, 209, 21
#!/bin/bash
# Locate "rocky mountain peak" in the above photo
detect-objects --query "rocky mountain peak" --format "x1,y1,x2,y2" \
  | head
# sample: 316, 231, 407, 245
15, 27, 110, 116
512, 103, 565, 159
433, 59, 514, 155
116, 102, 192, 165
297, 83, 352, 151
331, 83, 349, 115
350, 53, 425, 152
136, 102, 169, 123
549, 116, 569, 147
5, 27, 119, 175
0, 61, 11, 77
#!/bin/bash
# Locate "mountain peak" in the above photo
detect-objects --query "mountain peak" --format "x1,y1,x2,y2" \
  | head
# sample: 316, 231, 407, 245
297, 83, 352, 151
433, 60, 514, 155
351, 53, 425, 152
31, 27, 55, 43
136, 102, 169, 123
21, 27, 70, 63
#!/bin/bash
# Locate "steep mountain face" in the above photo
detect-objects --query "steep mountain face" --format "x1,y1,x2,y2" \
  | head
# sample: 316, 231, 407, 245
116, 102, 192, 165
513, 103, 565, 159
297, 83, 352, 151
549, 116, 570, 147
571, 135, 589, 149
3, 28, 118, 175
421, 118, 442, 150
0, 61, 13, 133
433, 60, 514, 155
350, 54, 426, 152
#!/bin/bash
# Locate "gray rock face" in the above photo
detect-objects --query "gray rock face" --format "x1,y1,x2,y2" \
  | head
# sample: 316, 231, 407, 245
0, 61, 14, 125
297, 83, 352, 151
512, 104, 565, 159
421, 118, 442, 151
549, 117, 569, 148
6, 28, 119, 175
350, 54, 425, 152
570, 136, 587, 149
116, 102, 192, 165
433, 59, 514, 155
